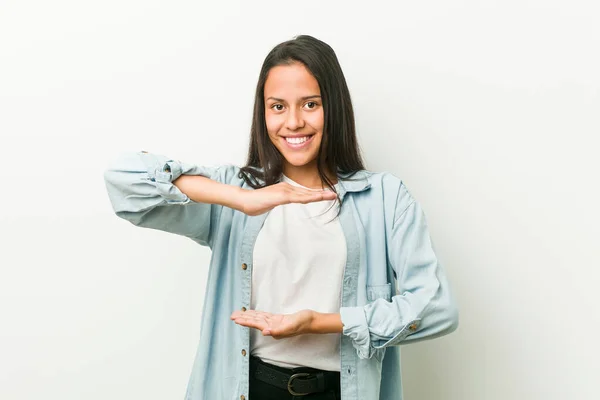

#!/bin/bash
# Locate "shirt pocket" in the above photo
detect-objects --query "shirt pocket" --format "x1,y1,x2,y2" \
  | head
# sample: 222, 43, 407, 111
366, 283, 392, 302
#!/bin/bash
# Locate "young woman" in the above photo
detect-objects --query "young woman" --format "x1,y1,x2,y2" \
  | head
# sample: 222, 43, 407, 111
104, 35, 458, 400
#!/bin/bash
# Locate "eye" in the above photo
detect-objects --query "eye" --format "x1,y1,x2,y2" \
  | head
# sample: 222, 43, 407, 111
271, 104, 284, 111
304, 101, 318, 110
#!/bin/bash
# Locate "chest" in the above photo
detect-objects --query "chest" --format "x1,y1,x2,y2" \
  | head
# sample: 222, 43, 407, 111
251, 202, 347, 298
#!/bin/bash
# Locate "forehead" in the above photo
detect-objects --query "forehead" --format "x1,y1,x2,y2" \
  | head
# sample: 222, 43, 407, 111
264, 63, 320, 97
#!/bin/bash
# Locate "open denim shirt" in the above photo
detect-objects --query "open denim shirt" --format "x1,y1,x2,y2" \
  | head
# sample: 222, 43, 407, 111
103, 151, 459, 400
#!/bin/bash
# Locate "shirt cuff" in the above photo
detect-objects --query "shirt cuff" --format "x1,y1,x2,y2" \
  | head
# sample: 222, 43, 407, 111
340, 306, 423, 359
371, 319, 422, 349
339, 306, 376, 359
140, 152, 190, 205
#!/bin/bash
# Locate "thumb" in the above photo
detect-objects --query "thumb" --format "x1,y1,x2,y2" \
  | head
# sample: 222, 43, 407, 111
263, 323, 281, 337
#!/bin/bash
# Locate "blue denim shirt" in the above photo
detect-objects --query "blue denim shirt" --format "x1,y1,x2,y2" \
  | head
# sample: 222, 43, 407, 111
104, 151, 459, 400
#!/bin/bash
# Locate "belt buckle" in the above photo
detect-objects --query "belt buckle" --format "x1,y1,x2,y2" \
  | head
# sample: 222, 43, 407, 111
287, 372, 312, 396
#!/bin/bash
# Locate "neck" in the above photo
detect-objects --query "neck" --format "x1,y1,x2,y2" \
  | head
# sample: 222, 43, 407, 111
283, 162, 337, 189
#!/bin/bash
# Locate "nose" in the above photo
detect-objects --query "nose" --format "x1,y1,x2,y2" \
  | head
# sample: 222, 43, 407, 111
285, 108, 305, 131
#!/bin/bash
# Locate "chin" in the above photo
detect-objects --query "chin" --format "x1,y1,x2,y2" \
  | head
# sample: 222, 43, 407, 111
283, 155, 317, 168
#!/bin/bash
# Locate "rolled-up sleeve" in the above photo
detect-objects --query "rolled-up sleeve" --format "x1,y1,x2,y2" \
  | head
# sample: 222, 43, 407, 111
340, 183, 459, 359
103, 151, 237, 247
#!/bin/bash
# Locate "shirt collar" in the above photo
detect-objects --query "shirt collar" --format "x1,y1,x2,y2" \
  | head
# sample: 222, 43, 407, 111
337, 170, 372, 196
255, 167, 371, 195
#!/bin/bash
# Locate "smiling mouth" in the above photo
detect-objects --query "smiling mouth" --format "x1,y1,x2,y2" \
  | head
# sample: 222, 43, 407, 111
284, 135, 313, 144
281, 134, 315, 149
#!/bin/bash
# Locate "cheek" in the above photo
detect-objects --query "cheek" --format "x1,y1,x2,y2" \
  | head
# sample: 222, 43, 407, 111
307, 110, 325, 131
265, 116, 281, 137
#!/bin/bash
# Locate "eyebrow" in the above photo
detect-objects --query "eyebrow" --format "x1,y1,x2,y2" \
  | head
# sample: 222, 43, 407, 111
266, 95, 322, 102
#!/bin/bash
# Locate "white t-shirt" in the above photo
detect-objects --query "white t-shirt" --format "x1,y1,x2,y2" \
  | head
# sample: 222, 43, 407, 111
249, 174, 347, 371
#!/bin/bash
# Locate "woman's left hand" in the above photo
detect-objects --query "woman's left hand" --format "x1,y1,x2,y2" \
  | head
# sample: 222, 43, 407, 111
230, 309, 314, 339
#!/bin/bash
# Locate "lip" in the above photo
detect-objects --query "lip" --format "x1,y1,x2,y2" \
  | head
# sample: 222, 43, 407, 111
281, 134, 315, 150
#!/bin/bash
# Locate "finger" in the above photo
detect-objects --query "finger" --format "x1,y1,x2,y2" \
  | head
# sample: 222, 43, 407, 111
291, 186, 337, 197
320, 191, 338, 200
287, 191, 336, 204
277, 183, 338, 201
233, 312, 264, 322
289, 186, 335, 197
235, 312, 270, 325
239, 310, 273, 322
294, 191, 337, 204
280, 183, 329, 197
234, 320, 266, 331
310, 191, 337, 201
252, 310, 273, 318
279, 188, 315, 203
230, 310, 248, 320
231, 309, 264, 317
232, 316, 268, 331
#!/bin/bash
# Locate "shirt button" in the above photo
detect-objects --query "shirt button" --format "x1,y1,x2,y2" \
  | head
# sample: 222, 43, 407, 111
409, 323, 418, 332
241, 349, 247, 356
242, 263, 248, 270
240, 396, 245, 400
241, 307, 247, 312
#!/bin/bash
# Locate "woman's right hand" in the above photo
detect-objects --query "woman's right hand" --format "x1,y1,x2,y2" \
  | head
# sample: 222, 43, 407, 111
237, 182, 337, 216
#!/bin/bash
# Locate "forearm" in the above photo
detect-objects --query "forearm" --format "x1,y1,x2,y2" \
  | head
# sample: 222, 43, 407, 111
308, 311, 343, 334
173, 175, 244, 211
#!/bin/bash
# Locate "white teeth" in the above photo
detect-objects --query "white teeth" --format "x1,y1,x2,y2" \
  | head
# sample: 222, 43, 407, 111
285, 136, 310, 144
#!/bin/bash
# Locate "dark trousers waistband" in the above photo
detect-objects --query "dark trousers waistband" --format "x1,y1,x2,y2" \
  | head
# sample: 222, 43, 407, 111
249, 355, 341, 398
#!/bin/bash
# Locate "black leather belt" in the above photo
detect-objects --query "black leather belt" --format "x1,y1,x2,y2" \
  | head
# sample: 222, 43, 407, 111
250, 355, 340, 396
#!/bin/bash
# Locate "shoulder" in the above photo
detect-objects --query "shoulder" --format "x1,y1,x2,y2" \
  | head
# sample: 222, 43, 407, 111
341, 169, 407, 194
342, 169, 416, 216
367, 170, 403, 188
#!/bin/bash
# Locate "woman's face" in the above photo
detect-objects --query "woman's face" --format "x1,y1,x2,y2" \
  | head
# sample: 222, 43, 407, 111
264, 62, 324, 173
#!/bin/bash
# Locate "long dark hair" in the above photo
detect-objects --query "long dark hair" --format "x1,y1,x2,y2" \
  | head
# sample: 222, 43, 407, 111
239, 35, 365, 196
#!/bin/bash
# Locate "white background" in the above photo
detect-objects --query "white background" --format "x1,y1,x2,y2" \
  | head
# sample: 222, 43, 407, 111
1, 1, 599, 399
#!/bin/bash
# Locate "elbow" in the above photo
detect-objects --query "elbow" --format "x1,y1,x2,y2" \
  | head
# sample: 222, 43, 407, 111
103, 168, 116, 187
115, 210, 145, 226
446, 301, 459, 334
103, 168, 128, 197
424, 294, 459, 339
103, 170, 147, 223
439, 298, 459, 336
422, 280, 459, 338
103, 169, 121, 214
103, 169, 128, 214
